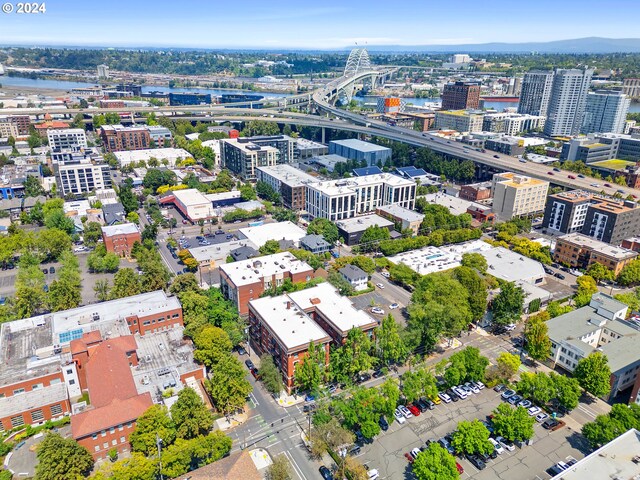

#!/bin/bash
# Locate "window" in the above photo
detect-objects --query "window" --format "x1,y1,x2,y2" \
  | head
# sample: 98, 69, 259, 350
13, 388, 25, 395
110, 427, 115, 434
92, 434, 98, 440
118, 425, 123, 431
120, 437, 125, 443
69, 379, 75, 385
94, 446, 100, 452
10, 415, 24, 428
103, 442, 109, 449
112, 440, 117, 446
66, 369, 73, 375
101, 430, 106, 437
32, 383, 43, 391
50, 404, 63, 416
31, 410, 44, 423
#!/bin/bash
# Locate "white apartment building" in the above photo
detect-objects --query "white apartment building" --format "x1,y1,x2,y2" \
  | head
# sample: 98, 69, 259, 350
305, 173, 416, 222
582, 90, 631, 135
434, 110, 484, 133
97, 64, 110, 79
47, 129, 88, 151
544, 68, 593, 136
0, 121, 19, 139
55, 159, 112, 196
491, 172, 549, 221
483, 113, 546, 135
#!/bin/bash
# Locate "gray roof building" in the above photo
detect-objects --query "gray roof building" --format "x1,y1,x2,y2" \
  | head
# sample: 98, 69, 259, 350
300, 234, 331, 254
339, 264, 367, 281
102, 202, 126, 225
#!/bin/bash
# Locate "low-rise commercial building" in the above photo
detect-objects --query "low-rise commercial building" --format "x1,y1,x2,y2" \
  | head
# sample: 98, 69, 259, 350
485, 137, 526, 156
547, 293, 640, 399
219, 252, 315, 315
102, 223, 141, 257
491, 172, 549, 221
295, 138, 328, 159
376, 204, 424, 236
434, 110, 484, 133
145, 125, 173, 148
621, 237, 640, 252
161, 188, 241, 222
336, 214, 394, 246
256, 164, 317, 211
220, 138, 279, 181
305, 173, 416, 222
328, 139, 392, 167
459, 181, 492, 202
238, 221, 307, 249
553, 233, 638, 275
100, 125, 151, 153
114, 147, 191, 168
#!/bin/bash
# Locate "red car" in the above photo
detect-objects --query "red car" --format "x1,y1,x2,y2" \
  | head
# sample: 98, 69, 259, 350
604, 183, 612, 187
407, 404, 421, 416
547, 171, 554, 175
456, 462, 464, 474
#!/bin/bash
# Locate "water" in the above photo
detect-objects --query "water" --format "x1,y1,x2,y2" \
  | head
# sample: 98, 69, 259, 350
0, 74, 296, 98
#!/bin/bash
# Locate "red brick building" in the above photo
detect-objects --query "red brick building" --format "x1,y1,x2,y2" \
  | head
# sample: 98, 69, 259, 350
99, 100, 125, 109
467, 205, 495, 224
71, 334, 153, 460
621, 237, 640, 252
460, 182, 492, 202
219, 252, 315, 315
7, 115, 31, 135
100, 125, 151, 152
101, 223, 141, 257
441, 81, 481, 110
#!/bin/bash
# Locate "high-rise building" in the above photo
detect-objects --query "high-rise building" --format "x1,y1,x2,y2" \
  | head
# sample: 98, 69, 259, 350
47, 128, 87, 151
517, 71, 554, 116
96, 64, 109, 79
54, 158, 112, 195
544, 68, 593, 136
582, 90, 630, 134
623, 78, 640, 99
441, 81, 480, 110
491, 172, 549, 221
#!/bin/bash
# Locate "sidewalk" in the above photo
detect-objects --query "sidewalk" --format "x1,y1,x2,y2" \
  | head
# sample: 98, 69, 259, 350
249, 448, 272, 470
215, 410, 249, 431
276, 391, 306, 408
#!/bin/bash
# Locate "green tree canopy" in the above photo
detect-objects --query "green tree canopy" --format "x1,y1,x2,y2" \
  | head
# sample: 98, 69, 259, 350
491, 282, 524, 326
129, 405, 176, 456
204, 354, 252, 415
491, 403, 535, 442
259, 354, 283, 395
170, 387, 214, 439
524, 314, 552, 361
295, 340, 325, 392
307, 218, 339, 244
574, 352, 612, 398
412, 443, 459, 480
451, 419, 494, 456
460, 252, 488, 273
35, 433, 93, 480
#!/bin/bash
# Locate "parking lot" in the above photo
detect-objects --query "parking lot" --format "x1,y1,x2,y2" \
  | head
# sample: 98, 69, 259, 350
356, 387, 589, 480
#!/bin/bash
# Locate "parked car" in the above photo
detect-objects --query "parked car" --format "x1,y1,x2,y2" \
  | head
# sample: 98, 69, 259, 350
245, 359, 255, 370
251, 368, 260, 379
389, 303, 399, 309
455, 462, 464, 474
489, 437, 504, 454
496, 436, 515, 452
542, 419, 566, 431
438, 391, 452, 403
371, 307, 385, 315
452, 387, 467, 400
319, 466, 334, 480
507, 394, 523, 405
472, 380, 486, 390
527, 406, 542, 416
535, 413, 549, 422
438, 438, 455, 455
372, 369, 384, 378
378, 416, 389, 431
446, 388, 460, 402
422, 398, 435, 410
415, 399, 429, 412
367, 468, 379, 480
465, 382, 480, 394
554, 272, 566, 280
398, 405, 413, 419
518, 399, 532, 409
501, 389, 516, 399
407, 404, 421, 416
357, 372, 371, 383
494, 384, 506, 392
376, 283, 384, 289
410, 448, 421, 460
49, 266, 55, 274
394, 408, 406, 424
466, 454, 486, 470
505, 323, 516, 332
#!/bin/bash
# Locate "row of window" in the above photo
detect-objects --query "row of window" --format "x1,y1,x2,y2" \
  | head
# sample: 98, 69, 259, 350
91, 422, 131, 439
94, 437, 127, 451
4, 404, 63, 430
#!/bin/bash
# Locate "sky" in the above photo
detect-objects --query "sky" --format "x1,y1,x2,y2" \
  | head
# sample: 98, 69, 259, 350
0, 0, 639, 50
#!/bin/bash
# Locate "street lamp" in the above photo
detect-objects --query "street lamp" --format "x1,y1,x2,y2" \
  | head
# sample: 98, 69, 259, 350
156, 434, 164, 480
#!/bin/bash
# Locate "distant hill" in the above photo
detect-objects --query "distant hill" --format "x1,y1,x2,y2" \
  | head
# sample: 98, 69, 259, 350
365, 37, 640, 54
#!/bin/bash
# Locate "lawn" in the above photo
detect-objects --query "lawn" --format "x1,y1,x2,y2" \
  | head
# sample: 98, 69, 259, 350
590, 159, 636, 171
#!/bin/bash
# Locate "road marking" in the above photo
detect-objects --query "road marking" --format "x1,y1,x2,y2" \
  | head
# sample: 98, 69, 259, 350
577, 405, 597, 418
249, 392, 260, 407
284, 450, 308, 480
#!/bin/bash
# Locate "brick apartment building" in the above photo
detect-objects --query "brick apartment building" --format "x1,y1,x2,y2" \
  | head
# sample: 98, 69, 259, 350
102, 223, 141, 257
0, 291, 185, 437
459, 182, 492, 202
441, 81, 481, 110
219, 252, 315, 315
554, 233, 638, 276
100, 125, 151, 152
6, 115, 31, 135
248, 283, 377, 391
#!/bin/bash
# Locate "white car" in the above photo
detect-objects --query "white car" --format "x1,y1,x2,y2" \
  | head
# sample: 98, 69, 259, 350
505, 324, 517, 332
496, 436, 516, 452
371, 307, 385, 315
535, 412, 549, 423
376, 283, 385, 289
473, 381, 486, 390
389, 303, 399, 310
528, 406, 542, 416
410, 448, 421, 460
465, 382, 480, 394
501, 389, 516, 399
399, 405, 413, 419
438, 391, 452, 403
367, 469, 379, 480
489, 437, 504, 454
394, 409, 406, 424
453, 387, 467, 400
381, 271, 390, 278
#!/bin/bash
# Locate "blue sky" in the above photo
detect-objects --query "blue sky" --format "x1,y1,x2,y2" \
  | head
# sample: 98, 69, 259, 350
0, 0, 638, 49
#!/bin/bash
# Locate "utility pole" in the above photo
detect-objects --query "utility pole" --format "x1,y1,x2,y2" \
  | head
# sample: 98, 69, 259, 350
156, 434, 164, 480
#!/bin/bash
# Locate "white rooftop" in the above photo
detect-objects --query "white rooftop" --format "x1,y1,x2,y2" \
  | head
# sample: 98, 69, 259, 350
309, 173, 415, 197
420, 192, 482, 216
479, 246, 546, 284
330, 138, 391, 153
219, 252, 314, 287
388, 245, 463, 275
377, 204, 425, 223
101, 222, 140, 237
172, 188, 211, 207
114, 148, 191, 164
288, 283, 377, 336
256, 164, 318, 187
238, 221, 307, 248
560, 233, 638, 260
188, 240, 258, 264
248, 295, 329, 351
336, 214, 394, 234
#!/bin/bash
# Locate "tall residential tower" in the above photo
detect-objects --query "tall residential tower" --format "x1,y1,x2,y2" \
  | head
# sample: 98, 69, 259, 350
544, 68, 594, 136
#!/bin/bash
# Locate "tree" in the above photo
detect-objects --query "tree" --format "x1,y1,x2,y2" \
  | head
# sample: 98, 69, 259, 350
550, 372, 581, 411
126, 211, 139, 224
256, 181, 281, 204
574, 351, 612, 398
109, 268, 142, 299
574, 275, 598, 307
118, 179, 139, 214
44, 209, 75, 235
93, 279, 110, 301
453, 266, 487, 322
412, 443, 459, 480
143, 168, 176, 191
36, 228, 72, 261
83, 221, 102, 247
309, 418, 354, 459
14, 263, 47, 318
329, 328, 374, 385
266, 454, 292, 480
582, 404, 640, 448
35, 433, 93, 480
48, 251, 82, 311
24, 175, 45, 197
524, 315, 551, 361
451, 419, 493, 456
273, 208, 297, 223
358, 225, 390, 252
295, 340, 325, 392
401, 369, 437, 403
375, 314, 407, 366
461, 252, 487, 274
193, 325, 233, 368
239, 184, 257, 201
515, 372, 556, 406
307, 218, 339, 244
204, 354, 252, 415
491, 282, 524, 326
259, 354, 283, 395
129, 405, 176, 456
494, 352, 521, 381
617, 259, 640, 286
586, 263, 614, 282
259, 239, 281, 255
170, 387, 214, 439
615, 288, 640, 311
491, 403, 535, 442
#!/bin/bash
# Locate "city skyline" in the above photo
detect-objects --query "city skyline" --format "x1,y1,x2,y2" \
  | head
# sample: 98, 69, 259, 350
1, 0, 640, 50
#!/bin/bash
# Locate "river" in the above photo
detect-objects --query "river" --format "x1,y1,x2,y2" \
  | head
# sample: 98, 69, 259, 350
2, 74, 640, 112
0, 74, 296, 98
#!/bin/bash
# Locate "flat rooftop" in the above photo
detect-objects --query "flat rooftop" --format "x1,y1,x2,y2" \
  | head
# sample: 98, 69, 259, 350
494, 172, 549, 188
336, 214, 394, 234
559, 233, 638, 260
308, 173, 415, 197
330, 138, 391, 153
388, 245, 462, 275
0, 290, 180, 388
248, 295, 330, 351
478, 246, 546, 284
551, 429, 640, 479
188, 240, 258, 264
101, 222, 139, 237
114, 148, 191, 163
549, 190, 593, 203
420, 192, 482, 216
172, 188, 211, 207
256, 164, 318, 187
238, 221, 307, 248
377, 204, 425, 223
219, 252, 313, 288
288, 283, 377, 336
